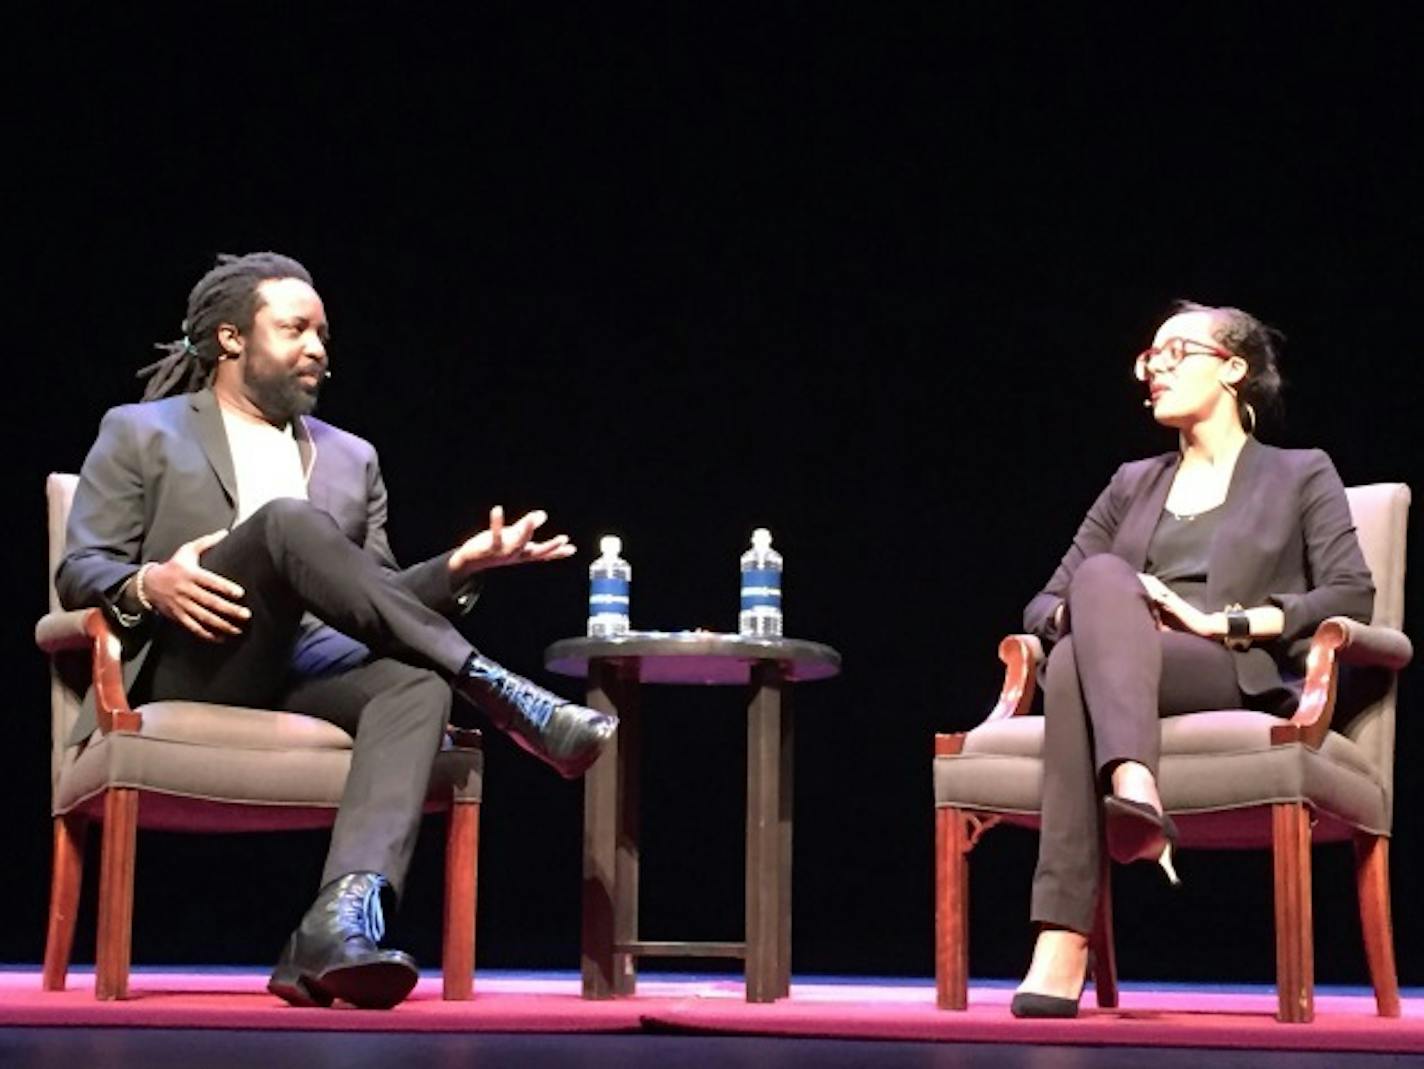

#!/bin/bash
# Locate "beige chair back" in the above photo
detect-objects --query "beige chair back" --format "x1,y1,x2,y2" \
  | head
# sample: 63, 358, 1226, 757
46, 474, 83, 801
46, 474, 76, 615
1339, 483, 1410, 818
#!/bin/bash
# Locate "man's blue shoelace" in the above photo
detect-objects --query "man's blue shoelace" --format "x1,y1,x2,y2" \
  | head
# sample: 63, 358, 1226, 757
341, 875, 387, 944
469, 662, 556, 729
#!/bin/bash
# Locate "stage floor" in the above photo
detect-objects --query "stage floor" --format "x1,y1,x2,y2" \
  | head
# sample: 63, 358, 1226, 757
2, 968, 1421, 1067
4, 1027, 1421, 1069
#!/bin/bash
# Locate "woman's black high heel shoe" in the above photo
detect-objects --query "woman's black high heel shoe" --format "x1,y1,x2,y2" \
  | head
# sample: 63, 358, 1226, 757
1103, 796, 1181, 886
1010, 951, 1093, 1019
1010, 988, 1082, 1019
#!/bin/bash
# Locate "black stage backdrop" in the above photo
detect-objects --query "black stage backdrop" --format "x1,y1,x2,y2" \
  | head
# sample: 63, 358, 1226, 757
7, 9, 1421, 987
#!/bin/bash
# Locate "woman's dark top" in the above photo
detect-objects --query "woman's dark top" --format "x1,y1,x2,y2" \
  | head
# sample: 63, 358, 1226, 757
1145, 505, 1225, 612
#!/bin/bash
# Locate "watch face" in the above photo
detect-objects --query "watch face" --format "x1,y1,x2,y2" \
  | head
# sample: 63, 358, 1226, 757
1225, 609, 1251, 651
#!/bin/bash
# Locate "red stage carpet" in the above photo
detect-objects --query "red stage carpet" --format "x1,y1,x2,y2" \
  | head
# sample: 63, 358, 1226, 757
3, 971, 1421, 1054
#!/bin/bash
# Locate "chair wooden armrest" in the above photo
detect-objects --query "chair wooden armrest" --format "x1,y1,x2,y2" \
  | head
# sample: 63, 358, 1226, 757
935, 634, 1043, 756
445, 726, 484, 749
1329, 618, 1413, 668
1272, 617, 1412, 752
35, 609, 98, 652
35, 608, 140, 734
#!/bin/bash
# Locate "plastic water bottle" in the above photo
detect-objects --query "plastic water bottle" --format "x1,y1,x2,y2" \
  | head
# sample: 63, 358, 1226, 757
739, 528, 783, 637
588, 535, 631, 637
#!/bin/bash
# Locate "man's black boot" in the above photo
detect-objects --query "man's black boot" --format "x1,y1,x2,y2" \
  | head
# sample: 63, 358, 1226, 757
456, 653, 616, 779
268, 872, 418, 1009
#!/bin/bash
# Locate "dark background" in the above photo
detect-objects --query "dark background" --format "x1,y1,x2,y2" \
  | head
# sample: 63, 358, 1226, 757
7, 8, 1420, 987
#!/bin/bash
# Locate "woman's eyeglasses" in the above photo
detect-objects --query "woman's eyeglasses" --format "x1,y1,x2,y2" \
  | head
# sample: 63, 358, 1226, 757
1133, 337, 1237, 381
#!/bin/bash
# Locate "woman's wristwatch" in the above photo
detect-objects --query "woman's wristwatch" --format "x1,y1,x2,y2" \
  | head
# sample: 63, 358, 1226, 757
1223, 603, 1252, 651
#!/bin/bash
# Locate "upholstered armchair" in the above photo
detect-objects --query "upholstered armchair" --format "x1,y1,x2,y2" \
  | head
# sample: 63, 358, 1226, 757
933, 483, 1411, 1023
38, 473, 484, 1001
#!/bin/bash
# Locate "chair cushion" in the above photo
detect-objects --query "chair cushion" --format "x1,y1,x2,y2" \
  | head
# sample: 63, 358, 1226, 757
935, 710, 1389, 843
54, 701, 482, 830
119, 701, 357, 750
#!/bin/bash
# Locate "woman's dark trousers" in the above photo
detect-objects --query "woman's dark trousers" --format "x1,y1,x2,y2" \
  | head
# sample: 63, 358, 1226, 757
1031, 553, 1243, 933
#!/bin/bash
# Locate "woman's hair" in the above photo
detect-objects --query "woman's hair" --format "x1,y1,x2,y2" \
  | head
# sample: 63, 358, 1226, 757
1173, 299, 1284, 430
138, 252, 314, 401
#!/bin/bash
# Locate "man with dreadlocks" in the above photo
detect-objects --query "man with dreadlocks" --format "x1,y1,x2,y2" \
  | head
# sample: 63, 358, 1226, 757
57, 252, 616, 1010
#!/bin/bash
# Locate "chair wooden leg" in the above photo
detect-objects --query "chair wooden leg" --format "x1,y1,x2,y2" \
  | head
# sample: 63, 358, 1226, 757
1271, 801, 1314, 1023
442, 800, 480, 1000
935, 807, 969, 1009
1354, 832, 1400, 1017
42, 813, 88, 991
95, 788, 138, 1001
1089, 841, 1119, 1008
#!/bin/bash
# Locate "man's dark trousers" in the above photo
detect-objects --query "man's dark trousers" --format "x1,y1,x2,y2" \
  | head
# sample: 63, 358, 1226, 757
137, 497, 477, 896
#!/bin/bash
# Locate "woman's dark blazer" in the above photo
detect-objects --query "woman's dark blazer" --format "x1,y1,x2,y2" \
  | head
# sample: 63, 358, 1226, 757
1023, 438, 1376, 712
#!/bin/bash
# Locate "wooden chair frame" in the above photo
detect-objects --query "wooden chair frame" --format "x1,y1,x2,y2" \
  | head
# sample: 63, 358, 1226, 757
935, 622, 1406, 1023
39, 606, 482, 1001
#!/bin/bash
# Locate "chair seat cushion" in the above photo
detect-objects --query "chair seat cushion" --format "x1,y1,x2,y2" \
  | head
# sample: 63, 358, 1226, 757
54, 701, 482, 830
118, 701, 358, 750
934, 710, 1388, 843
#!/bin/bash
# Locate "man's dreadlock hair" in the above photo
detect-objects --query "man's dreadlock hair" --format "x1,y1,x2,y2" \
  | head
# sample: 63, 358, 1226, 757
138, 252, 315, 401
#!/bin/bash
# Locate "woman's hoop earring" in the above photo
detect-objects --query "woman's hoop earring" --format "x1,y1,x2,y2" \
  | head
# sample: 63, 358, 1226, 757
1220, 380, 1256, 435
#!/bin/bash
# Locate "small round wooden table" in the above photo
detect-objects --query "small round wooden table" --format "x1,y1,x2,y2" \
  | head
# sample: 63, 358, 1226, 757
544, 632, 841, 1003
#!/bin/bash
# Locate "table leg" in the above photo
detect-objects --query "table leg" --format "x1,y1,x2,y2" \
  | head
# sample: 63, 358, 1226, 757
582, 659, 636, 998
778, 690, 795, 998
746, 662, 787, 1003
613, 669, 641, 996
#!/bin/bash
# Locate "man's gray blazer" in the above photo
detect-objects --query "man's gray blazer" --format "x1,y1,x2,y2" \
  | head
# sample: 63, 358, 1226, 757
57, 388, 473, 743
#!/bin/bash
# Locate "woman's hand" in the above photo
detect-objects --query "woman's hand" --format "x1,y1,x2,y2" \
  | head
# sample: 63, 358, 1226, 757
1137, 573, 1219, 638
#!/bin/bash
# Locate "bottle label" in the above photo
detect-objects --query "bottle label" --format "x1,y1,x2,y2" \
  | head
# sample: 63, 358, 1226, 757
740, 568, 782, 610
589, 577, 630, 612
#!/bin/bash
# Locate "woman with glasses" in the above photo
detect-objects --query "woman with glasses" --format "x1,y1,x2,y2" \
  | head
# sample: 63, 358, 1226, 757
1010, 301, 1375, 1018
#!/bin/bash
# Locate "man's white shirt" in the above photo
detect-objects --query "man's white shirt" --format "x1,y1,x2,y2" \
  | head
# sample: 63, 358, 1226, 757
220, 407, 308, 524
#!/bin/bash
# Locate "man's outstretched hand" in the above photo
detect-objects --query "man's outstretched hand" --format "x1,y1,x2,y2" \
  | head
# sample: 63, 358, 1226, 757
449, 505, 576, 577
144, 530, 250, 642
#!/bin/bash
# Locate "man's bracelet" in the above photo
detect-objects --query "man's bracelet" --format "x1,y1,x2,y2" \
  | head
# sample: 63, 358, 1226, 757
134, 562, 156, 613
